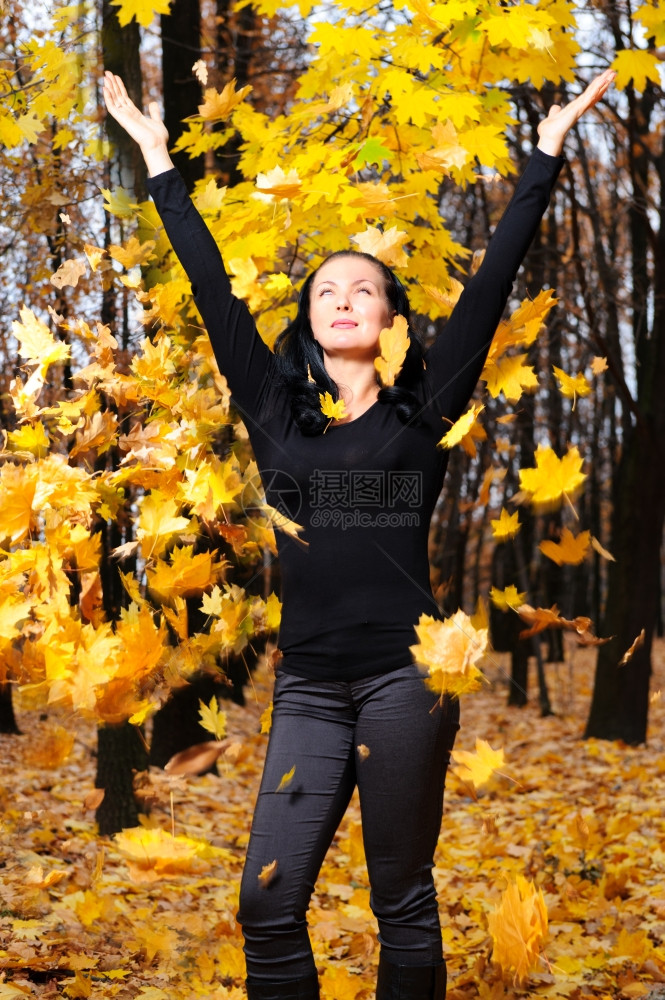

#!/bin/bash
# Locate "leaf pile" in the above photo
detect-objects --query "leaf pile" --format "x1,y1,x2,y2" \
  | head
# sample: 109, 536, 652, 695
1, 642, 665, 998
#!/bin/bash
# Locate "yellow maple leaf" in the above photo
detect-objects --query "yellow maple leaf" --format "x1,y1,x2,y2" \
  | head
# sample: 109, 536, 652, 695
438, 402, 484, 450
256, 166, 302, 200
539, 527, 590, 566
110, 0, 173, 28
7, 421, 49, 458
109, 236, 156, 269
491, 508, 521, 541
319, 391, 348, 421
50, 257, 87, 289
192, 80, 252, 121
417, 120, 469, 173
198, 695, 227, 740
136, 493, 191, 560
590, 355, 608, 375
228, 257, 264, 311
84, 244, 106, 272
490, 585, 526, 611
612, 48, 661, 94
146, 546, 224, 604
12, 306, 70, 376
518, 444, 586, 508
411, 610, 488, 699
422, 277, 464, 313
350, 225, 409, 267
636, 2, 665, 45
487, 875, 548, 983
113, 827, 220, 882
0, 464, 37, 543
451, 738, 509, 789
260, 702, 273, 734
374, 315, 410, 387
552, 365, 591, 408
321, 965, 365, 1000
483, 352, 539, 402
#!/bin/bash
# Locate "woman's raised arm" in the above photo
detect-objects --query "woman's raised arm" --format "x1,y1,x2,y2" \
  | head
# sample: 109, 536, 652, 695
101, 72, 277, 426
102, 72, 173, 177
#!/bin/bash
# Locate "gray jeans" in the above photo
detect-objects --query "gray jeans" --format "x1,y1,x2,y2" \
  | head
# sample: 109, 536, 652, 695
237, 663, 460, 981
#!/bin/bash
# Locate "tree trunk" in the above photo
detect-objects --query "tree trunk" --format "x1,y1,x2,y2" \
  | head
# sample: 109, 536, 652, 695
95, 723, 148, 835
161, 0, 204, 191
0, 683, 20, 734
101, 0, 146, 200
585, 74, 664, 745
584, 420, 665, 744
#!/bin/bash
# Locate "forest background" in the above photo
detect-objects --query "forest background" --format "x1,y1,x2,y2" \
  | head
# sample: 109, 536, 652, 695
0, 0, 664, 996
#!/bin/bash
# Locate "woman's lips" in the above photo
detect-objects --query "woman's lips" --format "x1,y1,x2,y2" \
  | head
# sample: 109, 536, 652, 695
332, 320, 357, 328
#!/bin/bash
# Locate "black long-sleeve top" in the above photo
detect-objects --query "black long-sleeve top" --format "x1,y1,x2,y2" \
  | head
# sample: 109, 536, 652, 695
147, 148, 563, 681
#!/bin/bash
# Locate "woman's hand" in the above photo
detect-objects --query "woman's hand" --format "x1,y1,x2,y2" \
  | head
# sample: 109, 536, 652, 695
536, 68, 615, 157
102, 71, 173, 176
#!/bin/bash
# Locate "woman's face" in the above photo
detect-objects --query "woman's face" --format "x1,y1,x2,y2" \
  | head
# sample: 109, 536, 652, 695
308, 255, 395, 360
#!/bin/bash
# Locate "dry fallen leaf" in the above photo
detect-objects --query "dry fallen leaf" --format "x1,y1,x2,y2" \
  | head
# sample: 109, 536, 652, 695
258, 859, 278, 887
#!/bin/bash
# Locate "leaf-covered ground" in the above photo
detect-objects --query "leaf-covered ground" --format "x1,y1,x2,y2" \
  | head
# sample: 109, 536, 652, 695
2, 642, 665, 1000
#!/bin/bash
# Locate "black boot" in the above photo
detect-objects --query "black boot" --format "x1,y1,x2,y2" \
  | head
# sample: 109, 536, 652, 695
375, 955, 446, 999
245, 971, 320, 999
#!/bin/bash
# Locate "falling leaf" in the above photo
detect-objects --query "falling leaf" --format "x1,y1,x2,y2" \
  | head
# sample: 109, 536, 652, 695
25, 725, 75, 768
109, 236, 156, 269
490, 508, 521, 542
357, 744, 370, 761
164, 739, 231, 775
439, 402, 484, 450
256, 166, 302, 199
50, 257, 87, 289
319, 391, 348, 421
451, 739, 514, 790
110, 0, 173, 27
591, 535, 615, 561
591, 355, 608, 375
374, 315, 410, 387
552, 365, 591, 408
612, 47, 661, 93
258, 859, 278, 887
518, 444, 586, 509
198, 695, 227, 740
350, 225, 409, 267
411, 610, 488, 699
191, 80, 253, 121
539, 528, 590, 566
619, 629, 645, 666
276, 765, 296, 792
260, 703, 273, 734
490, 585, 526, 612
516, 603, 610, 646
84, 788, 105, 811
192, 59, 208, 85
487, 875, 548, 983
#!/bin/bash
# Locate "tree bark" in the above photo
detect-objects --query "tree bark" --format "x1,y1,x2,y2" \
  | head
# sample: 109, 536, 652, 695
0, 683, 20, 734
95, 723, 148, 835
161, 0, 204, 190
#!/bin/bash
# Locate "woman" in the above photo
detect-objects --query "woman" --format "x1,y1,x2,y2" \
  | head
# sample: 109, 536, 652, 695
103, 68, 614, 1000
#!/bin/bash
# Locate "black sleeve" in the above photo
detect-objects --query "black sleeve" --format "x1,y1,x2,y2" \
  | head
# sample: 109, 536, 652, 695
146, 168, 276, 422
422, 147, 564, 423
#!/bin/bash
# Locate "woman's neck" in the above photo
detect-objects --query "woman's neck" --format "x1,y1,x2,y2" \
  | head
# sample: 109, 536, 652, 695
324, 356, 379, 421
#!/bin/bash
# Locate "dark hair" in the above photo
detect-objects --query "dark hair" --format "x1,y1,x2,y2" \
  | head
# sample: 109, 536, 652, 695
274, 250, 423, 436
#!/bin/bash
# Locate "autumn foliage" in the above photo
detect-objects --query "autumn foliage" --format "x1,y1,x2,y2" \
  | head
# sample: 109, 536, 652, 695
1, 0, 664, 994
